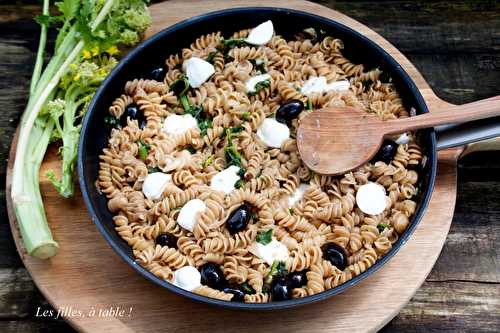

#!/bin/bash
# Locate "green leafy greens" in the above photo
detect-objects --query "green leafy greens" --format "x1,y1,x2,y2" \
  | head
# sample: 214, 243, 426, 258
11, 0, 151, 259
256, 229, 273, 245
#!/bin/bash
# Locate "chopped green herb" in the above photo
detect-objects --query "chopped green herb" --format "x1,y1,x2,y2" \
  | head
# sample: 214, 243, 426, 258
238, 168, 246, 178
289, 208, 294, 214
138, 140, 150, 161
170, 75, 190, 97
218, 38, 247, 54
248, 79, 271, 97
147, 166, 161, 173
104, 115, 120, 128
184, 103, 204, 120
203, 155, 214, 168
249, 59, 266, 73
224, 144, 242, 168
264, 261, 288, 285
242, 112, 250, 121
256, 229, 273, 245
198, 118, 212, 136
231, 126, 243, 134
206, 51, 218, 64
185, 145, 196, 154
240, 282, 256, 295
235, 179, 245, 189
307, 99, 313, 111
219, 127, 228, 139
377, 223, 390, 233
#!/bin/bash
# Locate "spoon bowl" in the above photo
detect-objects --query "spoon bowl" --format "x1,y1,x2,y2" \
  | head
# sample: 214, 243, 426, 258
297, 96, 500, 175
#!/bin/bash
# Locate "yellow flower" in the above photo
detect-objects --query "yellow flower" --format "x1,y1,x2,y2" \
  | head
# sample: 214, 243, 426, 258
106, 46, 119, 56
82, 50, 92, 59
74, 73, 81, 81
69, 63, 78, 70
91, 46, 100, 57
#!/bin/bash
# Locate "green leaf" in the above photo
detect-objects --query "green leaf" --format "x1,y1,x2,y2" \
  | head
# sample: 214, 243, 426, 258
217, 38, 247, 55
240, 282, 255, 295
256, 229, 273, 245
138, 140, 150, 161
247, 79, 271, 97
148, 166, 161, 173
206, 51, 218, 64
307, 99, 313, 111
198, 118, 212, 136
264, 260, 288, 285
224, 144, 242, 168
235, 179, 245, 189
203, 155, 214, 168
242, 112, 250, 121
35, 14, 63, 27
289, 208, 294, 214
185, 145, 196, 154
377, 223, 390, 233
249, 59, 266, 74
170, 75, 190, 97
55, 0, 80, 19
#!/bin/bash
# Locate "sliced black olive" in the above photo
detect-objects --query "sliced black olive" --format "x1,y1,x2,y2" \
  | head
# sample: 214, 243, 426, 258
225, 204, 251, 234
200, 263, 226, 290
150, 66, 165, 81
271, 277, 291, 301
372, 140, 398, 164
223, 285, 245, 302
287, 270, 308, 289
275, 100, 304, 124
155, 233, 177, 249
322, 243, 348, 270
120, 103, 146, 128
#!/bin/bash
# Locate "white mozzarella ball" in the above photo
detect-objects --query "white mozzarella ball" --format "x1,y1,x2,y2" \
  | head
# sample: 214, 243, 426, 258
183, 57, 215, 88
257, 118, 290, 148
255, 238, 289, 266
210, 166, 240, 194
142, 172, 172, 200
162, 114, 197, 135
246, 20, 274, 45
356, 182, 388, 215
177, 199, 207, 232
173, 266, 201, 291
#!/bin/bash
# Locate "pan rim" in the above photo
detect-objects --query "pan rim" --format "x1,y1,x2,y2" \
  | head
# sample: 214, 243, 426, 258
77, 6, 437, 310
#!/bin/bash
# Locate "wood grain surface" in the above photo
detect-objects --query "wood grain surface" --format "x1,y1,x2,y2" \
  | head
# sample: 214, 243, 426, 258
297, 97, 500, 174
1, 1, 499, 332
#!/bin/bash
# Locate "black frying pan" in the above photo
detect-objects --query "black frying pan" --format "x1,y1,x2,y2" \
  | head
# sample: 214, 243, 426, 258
77, 7, 500, 310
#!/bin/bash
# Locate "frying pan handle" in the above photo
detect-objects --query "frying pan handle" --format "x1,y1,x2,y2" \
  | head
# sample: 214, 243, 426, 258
434, 96, 500, 151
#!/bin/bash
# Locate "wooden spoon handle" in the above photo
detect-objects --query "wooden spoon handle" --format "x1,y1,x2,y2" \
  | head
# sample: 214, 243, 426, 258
385, 95, 500, 135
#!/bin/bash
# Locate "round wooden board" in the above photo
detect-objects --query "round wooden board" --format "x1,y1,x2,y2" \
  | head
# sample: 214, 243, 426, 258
5, 1, 466, 332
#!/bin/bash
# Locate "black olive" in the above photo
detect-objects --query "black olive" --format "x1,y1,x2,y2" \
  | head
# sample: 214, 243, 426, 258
150, 67, 165, 81
200, 263, 226, 290
223, 285, 245, 302
372, 140, 398, 164
225, 204, 251, 234
120, 103, 146, 129
275, 100, 304, 124
322, 243, 348, 270
155, 233, 177, 249
271, 277, 291, 301
287, 270, 308, 289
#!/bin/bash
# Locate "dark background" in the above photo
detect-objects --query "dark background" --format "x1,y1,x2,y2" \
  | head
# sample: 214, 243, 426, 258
0, 0, 499, 332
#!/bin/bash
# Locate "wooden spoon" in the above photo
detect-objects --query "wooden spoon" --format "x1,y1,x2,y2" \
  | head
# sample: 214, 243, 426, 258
296, 96, 500, 175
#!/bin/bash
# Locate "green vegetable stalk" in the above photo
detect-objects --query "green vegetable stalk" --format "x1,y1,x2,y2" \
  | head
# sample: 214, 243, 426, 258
11, 0, 151, 259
